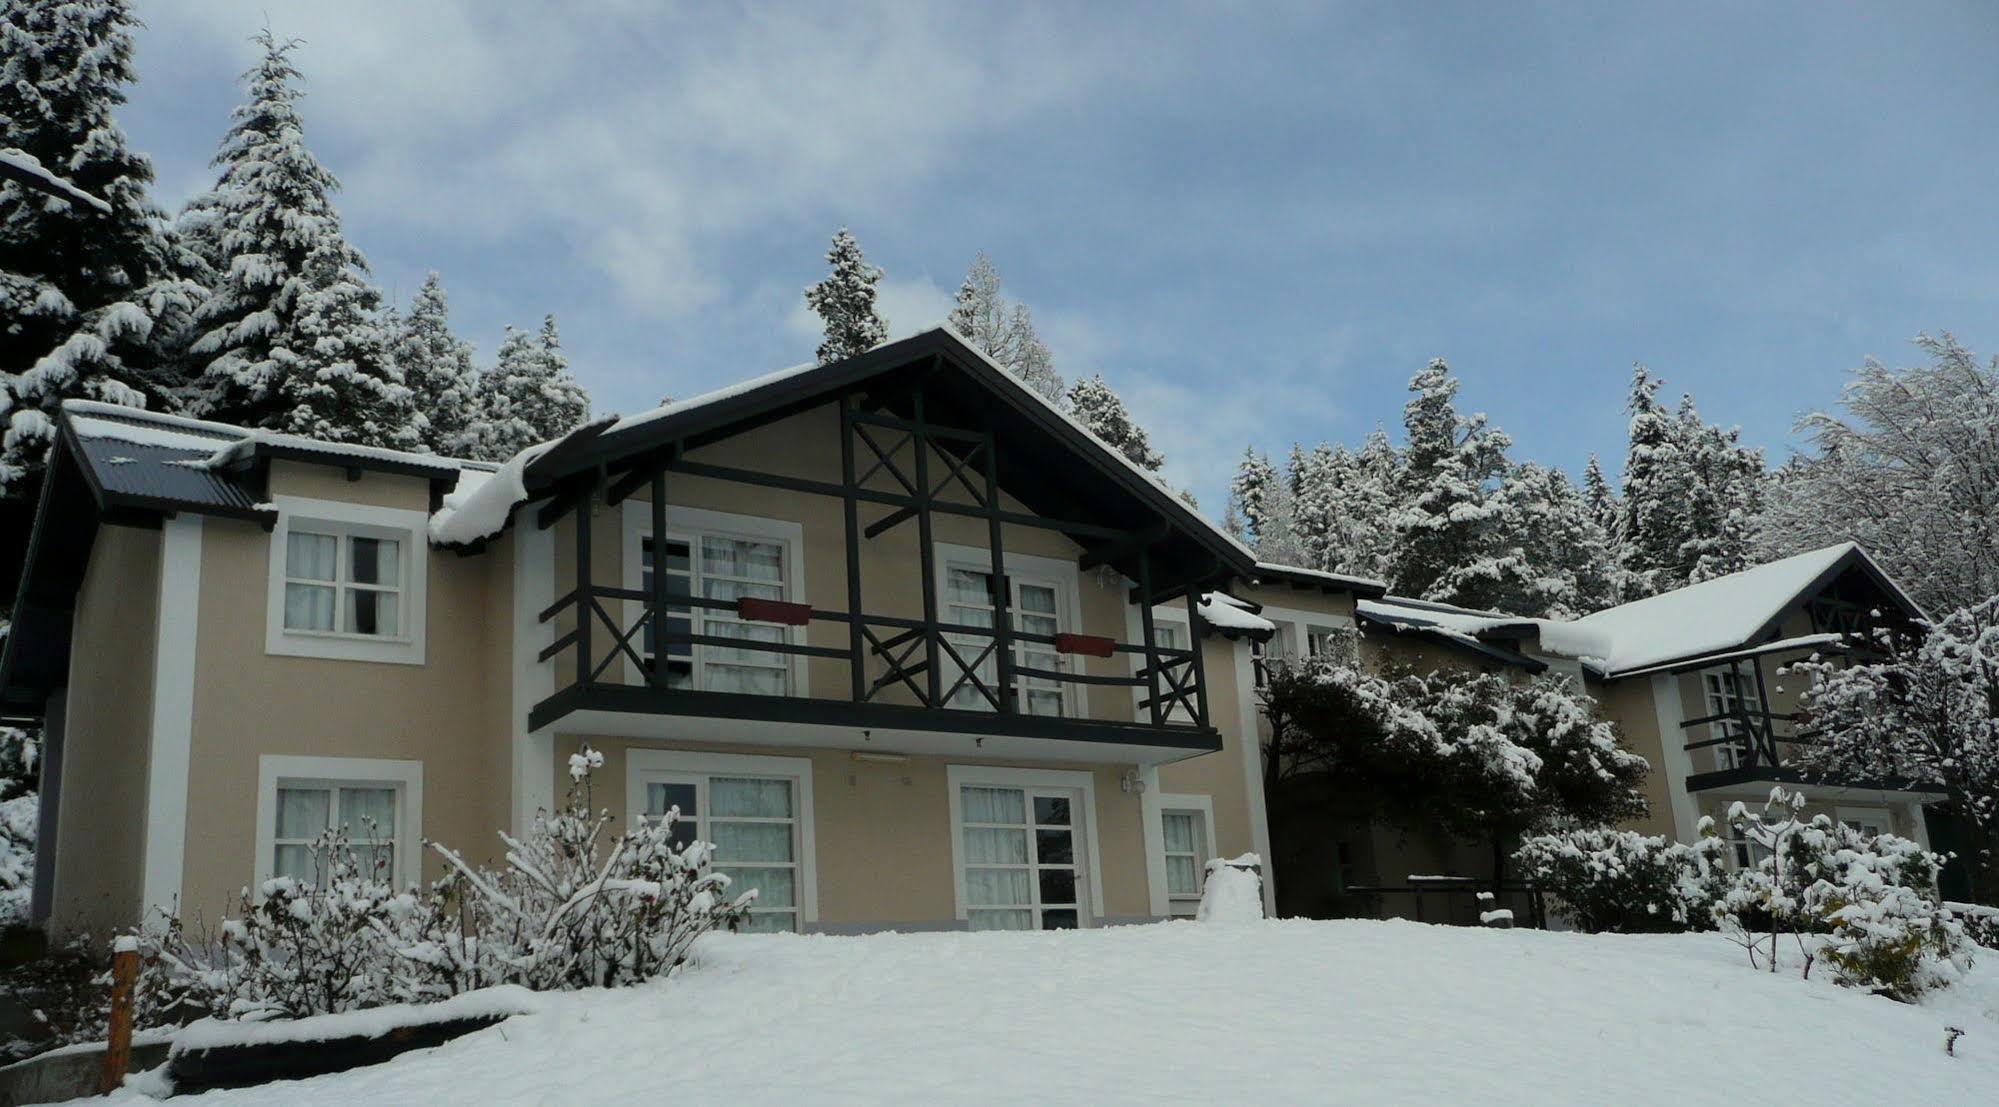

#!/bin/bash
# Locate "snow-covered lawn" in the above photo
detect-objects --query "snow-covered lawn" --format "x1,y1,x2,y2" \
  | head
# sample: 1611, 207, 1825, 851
103, 920, 1997, 1106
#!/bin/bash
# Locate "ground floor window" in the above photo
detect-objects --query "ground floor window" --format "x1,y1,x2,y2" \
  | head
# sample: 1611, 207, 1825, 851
628, 749, 817, 933
1154, 793, 1217, 916
950, 767, 1099, 931
1836, 806, 1891, 839
255, 755, 422, 889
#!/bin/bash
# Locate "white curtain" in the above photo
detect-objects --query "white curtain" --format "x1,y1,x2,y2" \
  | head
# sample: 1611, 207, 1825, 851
961, 786, 1025, 825
349, 536, 400, 586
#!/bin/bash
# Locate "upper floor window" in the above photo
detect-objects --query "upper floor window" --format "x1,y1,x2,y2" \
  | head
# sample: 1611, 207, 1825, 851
284, 530, 403, 637
621, 502, 806, 697
942, 562, 1071, 716
266, 497, 429, 665
1701, 669, 1763, 770
642, 534, 792, 695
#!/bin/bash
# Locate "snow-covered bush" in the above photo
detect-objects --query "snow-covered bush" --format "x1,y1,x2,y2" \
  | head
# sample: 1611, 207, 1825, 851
0, 792, 36, 927
137, 746, 752, 1023
144, 825, 422, 1020
1712, 788, 1972, 1000
1513, 828, 1726, 933
422, 747, 754, 991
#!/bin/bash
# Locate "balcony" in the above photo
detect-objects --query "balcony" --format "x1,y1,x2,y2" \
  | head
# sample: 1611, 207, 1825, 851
520, 342, 1241, 765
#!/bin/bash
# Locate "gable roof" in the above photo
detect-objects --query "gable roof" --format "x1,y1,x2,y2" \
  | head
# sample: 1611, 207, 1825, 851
1570, 543, 1924, 676
507, 325, 1255, 592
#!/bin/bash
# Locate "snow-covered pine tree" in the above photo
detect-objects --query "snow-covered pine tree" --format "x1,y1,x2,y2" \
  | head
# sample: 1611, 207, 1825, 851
1581, 453, 1619, 542
471, 315, 589, 461
277, 243, 417, 448
1618, 365, 1690, 597
948, 252, 1063, 404
1758, 333, 1999, 614
1675, 395, 1764, 583
1618, 365, 1764, 594
1504, 462, 1620, 617
1288, 442, 1337, 570
804, 227, 886, 365
1226, 446, 1303, 560
1385, 359, 1534, 610
184, 31, 393, 439
389, 272, 480, 454
1065, 373, 1162, 470
0, 0, 202, 495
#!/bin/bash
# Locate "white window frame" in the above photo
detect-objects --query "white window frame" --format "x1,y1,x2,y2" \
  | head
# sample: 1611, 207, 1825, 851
1835, 806, 1892, 839
253, 755, 423, 889
625, 748, 819, 928
1701, 667, 1764, 772
934, 544, 1084, 718
946, 764, 1106, 927
1157, 793, 1217, 915
620, 502, 809, 697
265, 496, 429, 665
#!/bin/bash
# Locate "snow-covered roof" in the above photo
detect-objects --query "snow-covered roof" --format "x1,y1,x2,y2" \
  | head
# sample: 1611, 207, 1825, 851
1198, 592, 1277, 638
0, 147, 112, 214
1568, 543, 1896, 675
1252, 561, 1389, 597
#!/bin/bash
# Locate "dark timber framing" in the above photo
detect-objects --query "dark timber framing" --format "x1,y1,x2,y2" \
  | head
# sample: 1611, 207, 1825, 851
526, 351, 1231, 754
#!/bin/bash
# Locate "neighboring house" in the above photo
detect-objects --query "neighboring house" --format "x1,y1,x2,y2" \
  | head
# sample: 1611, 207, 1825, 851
0, 324, 1939, 939
1239, 543, 1944, 921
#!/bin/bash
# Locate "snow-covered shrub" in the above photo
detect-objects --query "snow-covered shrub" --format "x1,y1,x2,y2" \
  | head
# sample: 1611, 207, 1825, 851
423, 747, 755, 991
1195, 856, 1265, 923
1513, 828, 1726, 933
136, 746, 753, 1023
0, 792, 37, 927
1712, 788, 1972, 1000
1950, 902, 1999, 950
144, 825, 422, 1020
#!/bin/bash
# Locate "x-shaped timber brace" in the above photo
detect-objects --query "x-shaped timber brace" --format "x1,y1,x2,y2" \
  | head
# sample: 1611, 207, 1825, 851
532, 374, 1212, 732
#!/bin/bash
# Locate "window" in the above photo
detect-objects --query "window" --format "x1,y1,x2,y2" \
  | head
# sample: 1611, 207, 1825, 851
283, 530, 403, 637
942, 563, 1069, 716
1162, 808, 1208, 901
641, 534, 790, 694
1701, 669, 1764, 771
265, 497, 429, 665
1251, 623, 1295, 689
959, 786, 1085, 930
273, 783, 399, 882
627, 749, 817, 933
622, 504, 805, 696
1306, 625, 1358, 664
642, 775, 801, 932
255, 755, 422, 889
1837, 807, 1890, 839
949, 766, 1101, 931
1335, 841, 1359, 892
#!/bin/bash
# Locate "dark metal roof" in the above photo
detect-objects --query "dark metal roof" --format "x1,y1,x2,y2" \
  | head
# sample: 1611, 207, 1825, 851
70, 433, 272, 522
1354, 603, 1548, 673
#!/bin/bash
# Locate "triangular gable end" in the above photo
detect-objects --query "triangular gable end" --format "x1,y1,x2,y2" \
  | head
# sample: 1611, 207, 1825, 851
522, 326, 1254, 598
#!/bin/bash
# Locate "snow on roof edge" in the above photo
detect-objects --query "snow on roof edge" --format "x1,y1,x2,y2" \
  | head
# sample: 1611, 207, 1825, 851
1252, 561, 1389, 594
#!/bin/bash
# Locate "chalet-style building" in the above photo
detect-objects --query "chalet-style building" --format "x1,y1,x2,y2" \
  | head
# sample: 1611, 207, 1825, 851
0, 326, 1943, 937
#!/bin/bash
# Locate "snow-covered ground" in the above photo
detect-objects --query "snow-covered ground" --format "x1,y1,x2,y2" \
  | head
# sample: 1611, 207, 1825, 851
98, 920, 1997, 1106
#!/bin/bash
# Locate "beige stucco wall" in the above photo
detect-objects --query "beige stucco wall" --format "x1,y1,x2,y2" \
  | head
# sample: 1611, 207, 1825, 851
48, 523, 161, 938
175, 465, 515, 922
556, 733, 1155, 926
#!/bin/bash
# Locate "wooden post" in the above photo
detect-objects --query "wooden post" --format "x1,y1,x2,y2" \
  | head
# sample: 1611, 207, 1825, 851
99, 937, 139, 1094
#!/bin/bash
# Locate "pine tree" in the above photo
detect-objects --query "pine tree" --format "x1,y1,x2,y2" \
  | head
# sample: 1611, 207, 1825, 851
949, 252, 1063, 404
804, 227, 886, 365
389, 272, 479, 454
1227, 447, 1280, 549
472, 315, 589, 461
1065, 373, 1162, 470
0, 0, 201, 495
1619, 366, 1764, 594
1386, 359, 1534, 610
1288, 442, 1337, 570
1505, 462, 1620, 617
278, 243, 416, 448
1582, 453, 1619, 541
184, 31, 394, 441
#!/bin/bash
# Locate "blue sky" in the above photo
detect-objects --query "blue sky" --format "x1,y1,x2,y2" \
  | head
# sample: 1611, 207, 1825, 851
121, 2, 1998, 511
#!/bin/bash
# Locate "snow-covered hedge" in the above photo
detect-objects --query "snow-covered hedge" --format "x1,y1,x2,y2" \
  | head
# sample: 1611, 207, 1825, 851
139, 747, 753, 1022
1513, 828, 1727, 933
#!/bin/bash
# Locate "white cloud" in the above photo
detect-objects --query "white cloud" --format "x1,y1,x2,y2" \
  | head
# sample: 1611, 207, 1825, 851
148, 2, 1184, 318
